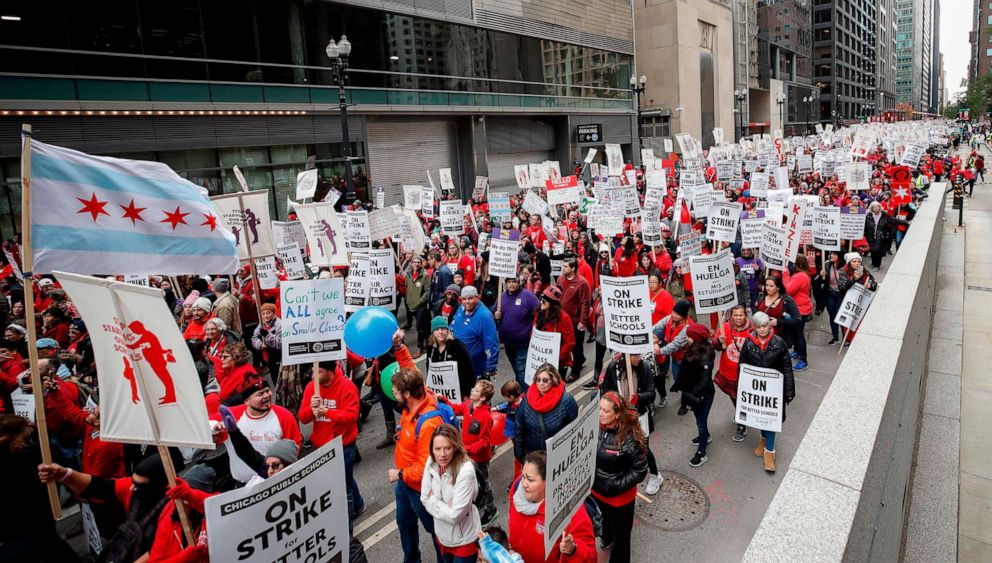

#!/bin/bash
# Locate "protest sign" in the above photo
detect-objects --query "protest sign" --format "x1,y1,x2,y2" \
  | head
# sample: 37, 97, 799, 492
421, 186, 435, 217
280, 278, 346, 364
845, 161, 870, 191
584, 148, 598, 164
812, 206, 841, 251
81, 503, 103, 556
839, 206, 868, 240
489, 192, 511, 223
528, 163, 545, 188
124, 275, 149, 287
232, 165, 250, 192
544, 161, 562, 182
706, 202, 743, 243
773, 166, 790, 190
691, 185, 718, 216
522, 191, 549, 216
677, 231, 705, 257
588, 204, 624, 236
488, 229, 520, 278
344, 210, 371, 251
10, 388, 34, 422
605, 144, 624, 175
368, 249, 396, 309
277, 242, 306, 280
740, 210, 766, 248
254, 256, 279, 290
545, 175, 581, 206
641, 209, 662, 246
439, 168, 456, 192
545, 401, 599, 558
345, 252, 369, 312
426, 361, 461, 401
850, 130, 874, 159
735, 364, 784, 432
56, 272, 213, 448
397, 208, 426, 252
473, 176, 489, 201
514, 165, 530, 191
293, 203, 348, 267
797, 154, 813, 173
525, 329, 561, 386
272, 220, 308, 253
403, 185, 423, 210
716, 160, 734, 181
212, 190, 276, 259
439, 200, 464, 235
835, 283, 875, 331
688, 249, 738, 314
205, 438, 349, 563
761, 223, 789, 271
369, 208, 402, 242
295, 169, 319, 200
600, 276, 652, 354
784, 197, 812, 262
750, 172, 770, 198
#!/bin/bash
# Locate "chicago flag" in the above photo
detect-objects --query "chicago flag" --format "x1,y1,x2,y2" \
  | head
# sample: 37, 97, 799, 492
27, 137, 238, 275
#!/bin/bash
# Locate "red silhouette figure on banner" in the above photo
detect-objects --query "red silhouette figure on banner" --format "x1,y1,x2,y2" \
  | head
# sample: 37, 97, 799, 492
124, 320, 177, 405
122, 357, 139, 404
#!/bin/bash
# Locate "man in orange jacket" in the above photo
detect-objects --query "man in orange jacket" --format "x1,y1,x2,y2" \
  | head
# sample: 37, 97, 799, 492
388, 364, 446, 563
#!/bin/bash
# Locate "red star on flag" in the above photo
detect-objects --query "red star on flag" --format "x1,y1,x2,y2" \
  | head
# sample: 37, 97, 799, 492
76, 193, 110, 223
160, 206, 190, 230
120, 199, 147, 225
200, 213, 218, 232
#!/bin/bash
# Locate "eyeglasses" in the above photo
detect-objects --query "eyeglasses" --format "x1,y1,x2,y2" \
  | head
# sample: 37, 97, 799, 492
265, 461, 284, 471
533, 377, 553, 384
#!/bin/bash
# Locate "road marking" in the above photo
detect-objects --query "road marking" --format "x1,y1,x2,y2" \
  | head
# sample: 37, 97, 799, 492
359, 367, 594, 550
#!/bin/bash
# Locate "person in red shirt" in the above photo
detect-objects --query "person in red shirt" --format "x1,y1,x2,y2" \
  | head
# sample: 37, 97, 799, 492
298, 359, 365, 522
41, 307, 71, 349
612, 237, 638, 277
534, 287, 576, 377
523, 214, 548, 249
214, 342, 258, 404
444, 241, 476, 286
648, 273, 676, 325
557, 258, 591, 379
446, 380, 498, 527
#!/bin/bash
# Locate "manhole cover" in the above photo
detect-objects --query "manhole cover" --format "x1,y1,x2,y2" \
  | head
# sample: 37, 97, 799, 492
635, 470, 709, 532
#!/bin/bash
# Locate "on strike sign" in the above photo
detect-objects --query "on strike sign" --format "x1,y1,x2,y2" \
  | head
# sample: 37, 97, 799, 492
688, 249, 738, 314
834, 283, 875, 331
205, 437, 350, 563
600, 276, 652, 354
735, 364, 784, 432
426, 361, 460, 401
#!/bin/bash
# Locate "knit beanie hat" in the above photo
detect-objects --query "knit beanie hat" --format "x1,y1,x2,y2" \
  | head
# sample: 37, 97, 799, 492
266, 440, 299, 466
431, 316, 449, 332
845, 252, 862, 265
673, 300, 692, 318
192, 297, 212, 313
261, 303, 277, 314
182, 290, 201, 307
686, 323, 710, 342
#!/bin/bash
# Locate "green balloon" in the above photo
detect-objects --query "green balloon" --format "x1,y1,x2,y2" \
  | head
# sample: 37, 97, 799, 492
380, 362, 399, 401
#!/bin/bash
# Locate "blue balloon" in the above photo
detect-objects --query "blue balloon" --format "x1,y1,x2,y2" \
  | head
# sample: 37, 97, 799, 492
344, 307, 398, 358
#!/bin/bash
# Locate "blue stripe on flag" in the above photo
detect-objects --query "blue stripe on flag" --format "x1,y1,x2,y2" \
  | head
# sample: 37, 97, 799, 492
32, 152, 213, 205
33, 225, 236, 256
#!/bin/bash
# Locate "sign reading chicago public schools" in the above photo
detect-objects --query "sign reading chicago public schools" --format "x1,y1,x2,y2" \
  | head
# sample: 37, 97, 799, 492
576, 124, 603, 144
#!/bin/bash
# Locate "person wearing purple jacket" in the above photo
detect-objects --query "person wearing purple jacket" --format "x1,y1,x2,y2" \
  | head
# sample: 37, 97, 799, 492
492, 274, 540, 390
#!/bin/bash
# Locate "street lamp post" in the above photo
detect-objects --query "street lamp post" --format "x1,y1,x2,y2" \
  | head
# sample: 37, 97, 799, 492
734, 89, 747, 141
630, 75, 647, 150
326, 36, 355, 206
803, 96, 814, 134
775, 92, 786, 136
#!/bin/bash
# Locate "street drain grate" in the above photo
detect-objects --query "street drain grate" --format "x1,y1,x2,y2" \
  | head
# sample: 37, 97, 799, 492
635, 470, 710, 532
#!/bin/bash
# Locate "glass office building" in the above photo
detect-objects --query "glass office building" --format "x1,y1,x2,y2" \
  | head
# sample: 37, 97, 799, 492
0, 0, 637, 237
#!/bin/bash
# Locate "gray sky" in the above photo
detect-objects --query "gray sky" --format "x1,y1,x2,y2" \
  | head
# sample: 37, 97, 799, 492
943, 0, 973, 99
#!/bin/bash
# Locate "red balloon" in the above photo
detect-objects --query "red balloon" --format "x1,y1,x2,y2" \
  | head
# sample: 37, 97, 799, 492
491, 412, 508, 446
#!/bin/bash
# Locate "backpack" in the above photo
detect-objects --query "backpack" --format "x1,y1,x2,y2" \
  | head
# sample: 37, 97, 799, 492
415, 400, 459, 438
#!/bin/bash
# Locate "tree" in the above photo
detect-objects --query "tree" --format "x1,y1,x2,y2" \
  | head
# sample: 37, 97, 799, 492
944, 72, 992, 119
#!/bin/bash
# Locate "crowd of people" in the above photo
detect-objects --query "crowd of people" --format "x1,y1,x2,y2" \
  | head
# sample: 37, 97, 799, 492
0, 119, 972, 563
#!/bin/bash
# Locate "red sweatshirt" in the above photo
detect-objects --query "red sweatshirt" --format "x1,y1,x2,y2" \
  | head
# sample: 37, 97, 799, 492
44, 380, 85, 443
782, 269, 813, 316
215, 362, 257, 402
535, 311, 576, 368
449, 399, 493, 464
297, 368, 360, 448
0, 353, 25, 392
508, 479, 598, 563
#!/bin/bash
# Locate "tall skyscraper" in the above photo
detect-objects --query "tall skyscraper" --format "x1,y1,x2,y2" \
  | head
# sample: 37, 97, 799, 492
895, 0, 935, 112
877, 0, 899, 112
812, 0, 877, 125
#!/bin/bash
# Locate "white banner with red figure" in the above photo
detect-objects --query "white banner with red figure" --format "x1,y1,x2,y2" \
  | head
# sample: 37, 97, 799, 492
55, 271, 213, 448
211, 190, 276, 259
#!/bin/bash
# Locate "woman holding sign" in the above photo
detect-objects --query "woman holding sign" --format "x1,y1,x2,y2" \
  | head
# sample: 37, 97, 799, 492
426, 317, 476, 401
738, 312, 795, 473
712, 305, 754, 443
592, 392, 648, 562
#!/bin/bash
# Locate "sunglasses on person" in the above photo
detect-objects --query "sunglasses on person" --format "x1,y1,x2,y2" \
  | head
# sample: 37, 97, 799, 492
265, 461, 284, 471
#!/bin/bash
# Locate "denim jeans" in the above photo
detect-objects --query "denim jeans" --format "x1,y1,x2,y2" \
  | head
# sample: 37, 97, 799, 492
826, 290, 842, 340
794, 316, 808, 361
443, 554, 478, 563
343, 444, 365, 531
693, 394, 715, 455
395, 480, 444, 563
761, 430, 777, 452
504, 345, 529, 391
671, 359, 682, 382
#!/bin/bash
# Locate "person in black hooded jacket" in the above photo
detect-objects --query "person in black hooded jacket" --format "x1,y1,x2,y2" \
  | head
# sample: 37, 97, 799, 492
737, 311, 795, 473
671, 323, 717, 468
592, 392, 648, 562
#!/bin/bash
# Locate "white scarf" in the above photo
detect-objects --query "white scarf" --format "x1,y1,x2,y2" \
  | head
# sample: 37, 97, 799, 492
512, 480, 542, 516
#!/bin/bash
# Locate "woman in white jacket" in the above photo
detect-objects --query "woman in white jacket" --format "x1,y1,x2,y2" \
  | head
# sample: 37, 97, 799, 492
421, 424, 483, 563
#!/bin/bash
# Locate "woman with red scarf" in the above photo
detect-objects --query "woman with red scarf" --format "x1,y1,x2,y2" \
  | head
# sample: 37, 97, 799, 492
711, 305, 753, 443
514, 364, 578, 463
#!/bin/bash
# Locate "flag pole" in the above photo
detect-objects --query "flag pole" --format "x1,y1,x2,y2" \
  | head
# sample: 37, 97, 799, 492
20, 124, 62, 520
237, 195, 265, 326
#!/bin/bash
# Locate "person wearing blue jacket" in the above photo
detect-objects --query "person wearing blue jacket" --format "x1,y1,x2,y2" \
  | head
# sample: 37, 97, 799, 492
491, 275, 540, 390
427, 250, 453, 310
451, 285, 499, 380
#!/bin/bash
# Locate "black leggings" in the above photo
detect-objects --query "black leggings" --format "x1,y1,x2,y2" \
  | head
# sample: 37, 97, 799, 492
594, 498, 636, 563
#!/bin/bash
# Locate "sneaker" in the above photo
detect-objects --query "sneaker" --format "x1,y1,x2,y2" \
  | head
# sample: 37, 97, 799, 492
690, 435, 713, 446
827, 338, 840, 346
601, 540, 614, 551
789, 350, 798, 359
689, 452, 708, 467
732, 426, 747, 442
677, 405, 688, 416
644, 474, 662, 495
658, 396, 668, 408
793, 359, 809, 372
582, 380, 599, 390
375, 435, 395, 450
353, 504, 368, 518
